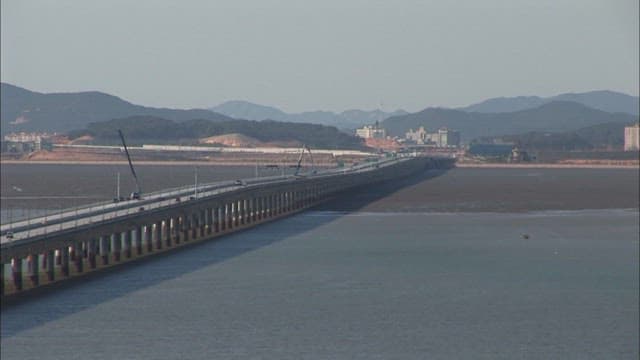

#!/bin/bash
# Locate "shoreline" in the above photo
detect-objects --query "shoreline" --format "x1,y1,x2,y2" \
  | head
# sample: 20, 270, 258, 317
2, 159, 639, 169
0, 160, 336, 167
455, 162, 639, 169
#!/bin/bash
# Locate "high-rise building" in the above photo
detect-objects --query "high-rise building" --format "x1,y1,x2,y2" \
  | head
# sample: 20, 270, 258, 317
624, 124, 639, 151
356, 122, 386, 139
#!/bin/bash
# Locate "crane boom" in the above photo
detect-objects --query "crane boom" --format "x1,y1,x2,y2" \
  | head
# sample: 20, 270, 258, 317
118, 129, 142, 198
294, 145, 316, 176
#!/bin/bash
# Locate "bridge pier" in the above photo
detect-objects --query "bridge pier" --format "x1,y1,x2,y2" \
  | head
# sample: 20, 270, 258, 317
73, 242, 83, 273
45, 250, 55, 281
99, 235, 110, 266
134, 227, 143, 255
112, 233, 121, 262
87, 238, 97, 269
26, 254, 38, 287
11, 258, 23, 291
123, 231, 132, 259
171, 217, 179, 245
164, 219, 172, 247
60, 246, 69, 277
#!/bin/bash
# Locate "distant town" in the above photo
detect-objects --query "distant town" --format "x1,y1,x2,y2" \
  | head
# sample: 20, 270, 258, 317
1, 83, 638, 166
2, 122, 638, 166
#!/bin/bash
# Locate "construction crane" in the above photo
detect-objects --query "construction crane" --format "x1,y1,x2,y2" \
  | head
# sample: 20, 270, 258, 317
294, 144, 316, 177
118, 129, 142, 200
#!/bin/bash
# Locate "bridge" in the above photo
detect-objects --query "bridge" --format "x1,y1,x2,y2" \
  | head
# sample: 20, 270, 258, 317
1, 156, 451, 300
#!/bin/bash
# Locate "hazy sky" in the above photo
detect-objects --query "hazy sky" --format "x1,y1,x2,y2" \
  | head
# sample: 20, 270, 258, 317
1, 0, 638, 113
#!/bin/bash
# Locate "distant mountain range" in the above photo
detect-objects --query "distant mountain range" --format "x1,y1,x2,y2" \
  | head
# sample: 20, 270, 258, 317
2, 83, 638, 147
69, 116, 365, 150
383, 101, 638, 142
210, 100, 408, 129
477, 121, 634, 151
1, 83, 233, 133
459, 90, 639, 115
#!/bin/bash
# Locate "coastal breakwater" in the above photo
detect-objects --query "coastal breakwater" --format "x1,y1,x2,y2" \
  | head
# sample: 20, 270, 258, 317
1, 156, 453, 303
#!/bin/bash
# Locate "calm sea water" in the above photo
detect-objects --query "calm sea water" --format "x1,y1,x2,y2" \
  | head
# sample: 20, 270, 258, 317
1, 165, 639, 359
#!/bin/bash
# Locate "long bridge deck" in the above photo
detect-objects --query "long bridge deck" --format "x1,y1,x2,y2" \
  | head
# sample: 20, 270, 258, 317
1, 156, 451, 300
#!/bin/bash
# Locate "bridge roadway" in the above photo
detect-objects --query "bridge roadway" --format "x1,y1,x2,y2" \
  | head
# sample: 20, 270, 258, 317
1, 156, 448, 300
1, 158, 394, 242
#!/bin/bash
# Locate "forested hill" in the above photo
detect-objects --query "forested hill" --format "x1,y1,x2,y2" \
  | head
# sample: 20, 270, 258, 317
475, 121, 638, 151
383, 101, 638, 141
1, 83, 233, 133
68, 116, 365, 150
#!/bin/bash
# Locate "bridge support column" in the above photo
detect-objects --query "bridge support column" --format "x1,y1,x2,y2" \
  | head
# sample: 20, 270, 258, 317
213, 207, 220, 233
291, 191, 296, 210
273, 194, 277, 216
11, 258, 23, 291
171, 217, 179, 245
99, 235, 110, 266
60, 247, 70, 277
272, 193, 280, 216
197, 211, 203, 238
294, 190, 298, 209
143, 225, 152, 253
284, 192, 289, 213
182, 214, 190, 242
135, 226, 143, 255
189, 213, 196, 240
262, 196, 266, 218
226, 203, 231, 229
205, 208, 212, 235
88, 238, 97, 269
257, 197, 262, 220
245, 199, 250, 224
243, 199, 248, 225
233, 201, 239, 227
1, 263, 4, 296
272, 194, 277, 215
200, 210, 206, 237
68, 245, 77, 274
249, 198, 255, 222
27, 254, 39, 287
73, 242, 83, 273
42, 250, 54, 282
122, 231, 131, 259
265, 196, 270, 218
164, 219, 172, 247
112, 233, 121, 262
154, 222, 163, 250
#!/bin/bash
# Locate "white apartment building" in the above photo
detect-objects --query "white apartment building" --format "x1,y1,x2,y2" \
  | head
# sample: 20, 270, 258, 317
356, 125, 386, 139
624, 124, 639, 151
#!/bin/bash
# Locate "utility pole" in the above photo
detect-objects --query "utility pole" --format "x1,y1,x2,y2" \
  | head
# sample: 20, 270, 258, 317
194, 166, 198, 199
116, 172, 121, 199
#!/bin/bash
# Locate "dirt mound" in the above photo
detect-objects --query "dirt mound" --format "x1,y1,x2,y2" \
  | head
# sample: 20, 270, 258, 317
199, 133, 264, 147
199, 133, 303, 148
68, 135, 95, 145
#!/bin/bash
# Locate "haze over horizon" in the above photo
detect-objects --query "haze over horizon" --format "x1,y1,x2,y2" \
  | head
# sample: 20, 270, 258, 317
1, 0, 638, 113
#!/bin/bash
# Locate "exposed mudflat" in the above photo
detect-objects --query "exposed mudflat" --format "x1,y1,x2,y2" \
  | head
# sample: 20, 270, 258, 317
318, 167, 640, 213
